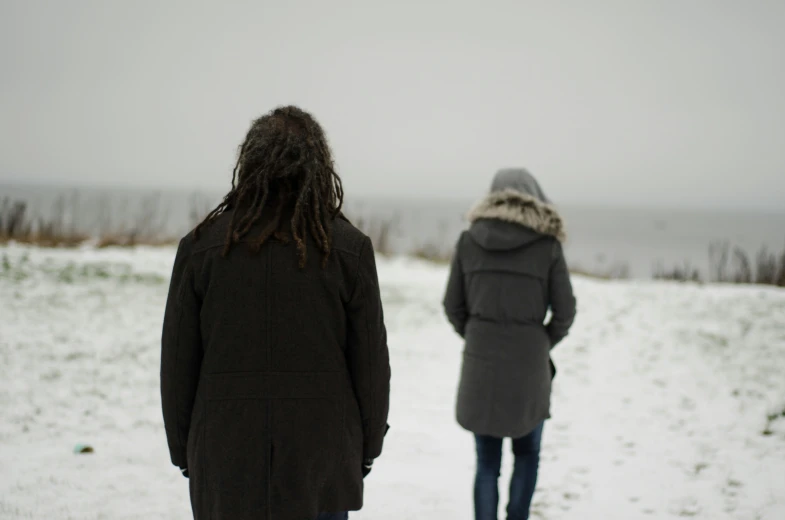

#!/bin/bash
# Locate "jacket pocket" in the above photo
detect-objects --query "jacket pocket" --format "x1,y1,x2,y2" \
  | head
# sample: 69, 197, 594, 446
203, 393, 271, 517
270, 395, 343, 504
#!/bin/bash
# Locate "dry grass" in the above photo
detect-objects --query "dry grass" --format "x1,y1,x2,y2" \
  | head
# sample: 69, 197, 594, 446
655, 241, 785, 286
94, 194, 176, 247
0, 196, 178, 248
6, 195, 785, 289
3, 196, 403, 254
188, 192, 216, 230
348, 214, 397, 256
653, 261, 702, 283
0, 197, 88, 247
411, 242, 453, 264
570, 263, 631, 280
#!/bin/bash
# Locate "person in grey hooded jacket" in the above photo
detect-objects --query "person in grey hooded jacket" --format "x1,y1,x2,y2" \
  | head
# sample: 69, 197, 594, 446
443, 168, 576, 520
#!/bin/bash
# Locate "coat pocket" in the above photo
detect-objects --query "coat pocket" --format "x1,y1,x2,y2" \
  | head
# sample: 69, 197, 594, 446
270, 396, 343, 504
203, 395, 271, 517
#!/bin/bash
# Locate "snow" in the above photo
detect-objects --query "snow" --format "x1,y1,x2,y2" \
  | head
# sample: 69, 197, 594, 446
1, 244, 784, 519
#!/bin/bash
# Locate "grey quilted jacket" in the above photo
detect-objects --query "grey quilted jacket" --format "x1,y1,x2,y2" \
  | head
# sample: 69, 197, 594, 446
443, 169, 576, 438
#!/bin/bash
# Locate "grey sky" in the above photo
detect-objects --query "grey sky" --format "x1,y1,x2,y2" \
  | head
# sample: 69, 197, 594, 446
1, 0, 784, 208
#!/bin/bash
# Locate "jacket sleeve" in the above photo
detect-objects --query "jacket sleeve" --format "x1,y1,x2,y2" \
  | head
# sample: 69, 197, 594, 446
161, 238, 203, 470
546, 241, 577, 348
345, 237, 391, 460
443, 233, 468, 337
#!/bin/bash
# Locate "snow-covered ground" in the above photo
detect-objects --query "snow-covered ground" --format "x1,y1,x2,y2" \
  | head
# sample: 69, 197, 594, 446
1, 244, 784, 519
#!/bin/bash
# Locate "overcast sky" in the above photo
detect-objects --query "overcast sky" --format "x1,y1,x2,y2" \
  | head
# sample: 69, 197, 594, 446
1, 0, 784, 209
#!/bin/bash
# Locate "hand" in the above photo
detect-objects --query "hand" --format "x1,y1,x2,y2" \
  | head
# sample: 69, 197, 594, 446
362, 459, 373, 477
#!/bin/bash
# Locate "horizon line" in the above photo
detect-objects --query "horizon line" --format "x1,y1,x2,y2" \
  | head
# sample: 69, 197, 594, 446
1, 177, 783, 214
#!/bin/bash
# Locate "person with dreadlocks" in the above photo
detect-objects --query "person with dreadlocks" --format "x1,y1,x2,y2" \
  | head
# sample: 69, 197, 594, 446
161, 106, 390, 520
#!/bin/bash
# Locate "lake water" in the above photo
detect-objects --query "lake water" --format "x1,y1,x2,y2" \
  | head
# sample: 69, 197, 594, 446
1, 182, 783, 279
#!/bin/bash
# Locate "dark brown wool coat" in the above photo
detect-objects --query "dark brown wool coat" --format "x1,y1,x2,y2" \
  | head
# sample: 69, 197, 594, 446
161, 211, 390, 520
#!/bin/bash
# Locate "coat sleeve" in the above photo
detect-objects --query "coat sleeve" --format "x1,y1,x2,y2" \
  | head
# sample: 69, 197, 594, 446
161, 238, 203, 470
546, 241, 577, 348
345, 237, 391, 461
443, 233, 468, 337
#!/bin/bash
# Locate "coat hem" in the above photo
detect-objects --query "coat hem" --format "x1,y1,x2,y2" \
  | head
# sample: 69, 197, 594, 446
457, 413, 550, 439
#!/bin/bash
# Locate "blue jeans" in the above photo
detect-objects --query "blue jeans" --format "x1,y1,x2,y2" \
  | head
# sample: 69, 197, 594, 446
315, 513, 348, 520
474, 422, 544, 520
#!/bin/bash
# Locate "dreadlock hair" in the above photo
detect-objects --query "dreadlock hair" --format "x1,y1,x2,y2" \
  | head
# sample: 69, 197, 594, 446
194, 106, 344, 268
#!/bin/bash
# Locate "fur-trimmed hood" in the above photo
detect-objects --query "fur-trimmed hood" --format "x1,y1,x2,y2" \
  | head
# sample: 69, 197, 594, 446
467, 189, 566, 247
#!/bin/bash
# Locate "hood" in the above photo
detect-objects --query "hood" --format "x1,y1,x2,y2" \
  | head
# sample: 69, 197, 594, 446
467, 218, 547, 251
467, 173, 566, 251
490, 168, 550, 203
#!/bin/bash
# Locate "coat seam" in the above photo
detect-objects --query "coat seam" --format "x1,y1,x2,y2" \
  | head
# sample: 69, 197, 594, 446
172, 259, 194, 453
353, 238, 375, 433
348, 238, 367, 299
265, 244, 272, 520
362, 240, 375, 428
332, 245, 362, 258
205, 370, 342, 376
203, 387, 208, 519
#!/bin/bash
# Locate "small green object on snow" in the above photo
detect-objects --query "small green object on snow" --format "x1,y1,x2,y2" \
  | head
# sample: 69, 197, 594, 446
74, 444, 94, 454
